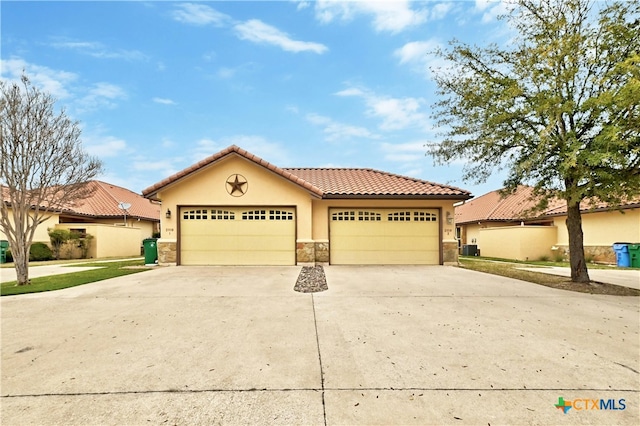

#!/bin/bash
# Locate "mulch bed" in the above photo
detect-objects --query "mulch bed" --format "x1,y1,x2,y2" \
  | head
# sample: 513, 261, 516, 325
294, 265, 328, 293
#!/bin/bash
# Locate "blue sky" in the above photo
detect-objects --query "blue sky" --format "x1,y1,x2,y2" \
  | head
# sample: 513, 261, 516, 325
2, 0, 513, 197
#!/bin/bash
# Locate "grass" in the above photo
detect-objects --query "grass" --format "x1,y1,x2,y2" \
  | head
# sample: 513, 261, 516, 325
1, 259, 154, 296
462, 255, 634, 270
459, 257, 640, 296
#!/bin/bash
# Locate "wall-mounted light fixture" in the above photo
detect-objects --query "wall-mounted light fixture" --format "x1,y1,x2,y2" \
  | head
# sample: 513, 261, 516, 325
446, 211, 453, 225
165, 209, 171, 219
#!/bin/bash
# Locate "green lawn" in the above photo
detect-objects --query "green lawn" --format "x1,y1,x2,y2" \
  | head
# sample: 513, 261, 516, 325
1, 260, 153, 296
458, 256, 639, 296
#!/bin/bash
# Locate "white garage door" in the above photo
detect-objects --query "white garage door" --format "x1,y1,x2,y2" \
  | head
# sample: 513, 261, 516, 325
330, 208, 440, 264
180, 207, 295, 265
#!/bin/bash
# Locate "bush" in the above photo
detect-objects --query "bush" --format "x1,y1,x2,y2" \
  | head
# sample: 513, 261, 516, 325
30, 242, 54, 261
5, 249, 13, 263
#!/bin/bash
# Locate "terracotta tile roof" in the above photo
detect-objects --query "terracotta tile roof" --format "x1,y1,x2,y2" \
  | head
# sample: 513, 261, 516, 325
285, 168, 471, 198
455, 186, 535, 224
2, 181, 160, 221
142, 145, 472, 200
455, 186, 639, 224
66, 181, 160, 221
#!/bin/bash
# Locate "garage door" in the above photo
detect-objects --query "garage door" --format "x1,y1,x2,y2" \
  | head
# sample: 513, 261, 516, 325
180, 207, 295, 265
330, 208, 440, 264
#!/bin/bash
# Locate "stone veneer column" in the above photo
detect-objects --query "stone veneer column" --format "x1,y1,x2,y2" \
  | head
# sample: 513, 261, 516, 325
157, 240, 177, 266
442, 241, 458, 265
296, 242, 315, 264
314, 242, 329, 263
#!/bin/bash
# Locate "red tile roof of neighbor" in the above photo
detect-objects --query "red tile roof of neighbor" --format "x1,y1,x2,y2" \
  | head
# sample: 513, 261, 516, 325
455, 186, 639, 224
2, 181, 160, 221
66, 181, 160, 221
142, 145, 472, 200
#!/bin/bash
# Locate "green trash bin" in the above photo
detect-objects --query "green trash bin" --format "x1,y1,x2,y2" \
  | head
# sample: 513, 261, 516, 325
628, 244, 640, 268
142, 238, 158, 266
0, 240, 9, 264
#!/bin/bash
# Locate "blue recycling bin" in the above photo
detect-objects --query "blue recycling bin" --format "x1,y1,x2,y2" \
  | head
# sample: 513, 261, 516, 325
612, 243, 631, 267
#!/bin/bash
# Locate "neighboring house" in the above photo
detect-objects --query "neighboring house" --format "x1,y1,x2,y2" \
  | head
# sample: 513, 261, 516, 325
455, 186, 640, 263
142, 145, 472, 266
1, 180, 161, 259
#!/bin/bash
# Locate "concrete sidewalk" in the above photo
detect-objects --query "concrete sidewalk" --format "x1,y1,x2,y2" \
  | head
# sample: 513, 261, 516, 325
519, 266, 640, 289
2, 265, 638, 425
0, 258, 144, 283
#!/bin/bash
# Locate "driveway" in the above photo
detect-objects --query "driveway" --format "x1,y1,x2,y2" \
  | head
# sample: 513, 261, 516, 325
1, 266, 638, 425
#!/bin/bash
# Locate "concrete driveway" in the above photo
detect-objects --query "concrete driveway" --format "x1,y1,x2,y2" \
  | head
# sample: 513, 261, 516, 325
1, 266, 638, 425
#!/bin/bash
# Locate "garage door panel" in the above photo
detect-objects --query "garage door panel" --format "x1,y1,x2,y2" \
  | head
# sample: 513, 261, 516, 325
330, 208, 440, 265
180, 207, 295, 265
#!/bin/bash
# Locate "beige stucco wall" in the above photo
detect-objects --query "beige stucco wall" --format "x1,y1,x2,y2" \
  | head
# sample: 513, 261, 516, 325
155, 155, 315, 246
0, 209, 60, 244
553, 208, 640, 246
55, 223, 142, 258
479, 226, 557, 261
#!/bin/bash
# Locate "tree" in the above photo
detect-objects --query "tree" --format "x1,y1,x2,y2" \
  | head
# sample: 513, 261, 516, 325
0, 75, 103, 285
429, 0, 640, 282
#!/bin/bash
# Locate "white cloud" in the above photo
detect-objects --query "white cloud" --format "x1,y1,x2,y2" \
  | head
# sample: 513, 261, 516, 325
314, 0, 428, 33
77, 82, 127, 113
153, 97, 176, 105
394, 39, 449, 79
336, 86, 430, 131
0, 58, 77, 99
429, 2, 455, 20
49, 39, 147, 61
172, 3, 231, 26
306, 113, 379, 142
234, 19, 328, 54
394, 40, 437, 64
292, 0, 311, 10
475, 0, 509, 23
84, 134, 128, 158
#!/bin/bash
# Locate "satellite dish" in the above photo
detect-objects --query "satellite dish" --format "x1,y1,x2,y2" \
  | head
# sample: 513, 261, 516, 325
118, 202, 132, 226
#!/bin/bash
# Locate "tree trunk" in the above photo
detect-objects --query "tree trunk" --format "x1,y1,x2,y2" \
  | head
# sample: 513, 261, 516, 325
566, 201, 591, 283
11, 242, 30, 286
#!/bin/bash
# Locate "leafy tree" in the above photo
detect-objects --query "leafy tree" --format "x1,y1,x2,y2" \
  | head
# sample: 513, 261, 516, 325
429, 0, 639, 282
1, 75, 103, 285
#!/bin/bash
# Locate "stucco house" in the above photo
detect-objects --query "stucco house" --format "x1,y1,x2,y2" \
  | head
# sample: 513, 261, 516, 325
1, 180, 160, 259
142, 145, 472, 266
455, 186, 640, 263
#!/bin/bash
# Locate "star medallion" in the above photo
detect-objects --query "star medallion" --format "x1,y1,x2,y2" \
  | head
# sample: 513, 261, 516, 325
226, 174, 248, 196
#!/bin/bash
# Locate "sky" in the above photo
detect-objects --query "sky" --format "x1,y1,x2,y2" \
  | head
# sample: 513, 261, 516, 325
1, 0, 515, 197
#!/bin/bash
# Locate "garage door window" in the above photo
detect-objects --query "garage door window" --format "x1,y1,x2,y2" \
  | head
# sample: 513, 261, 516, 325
414, 211, 437, 222
242, 210, 267, 220
211, 210, 235, 220
270, 209, 293, 220
358, 211, 381, 221
332, 211, 356, 221
388, 211, 412, 221
183, 209, 208, 220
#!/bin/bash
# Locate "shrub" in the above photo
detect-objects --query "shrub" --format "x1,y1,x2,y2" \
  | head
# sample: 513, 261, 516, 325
5, 249, 13, 263
30, 242, 54, 261
48, 229, 72, 260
